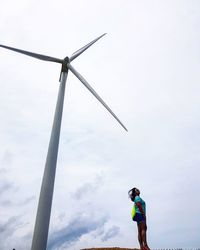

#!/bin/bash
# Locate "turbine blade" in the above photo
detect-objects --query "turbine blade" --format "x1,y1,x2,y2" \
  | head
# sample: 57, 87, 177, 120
0, 44, 63, 63
68, 63, 128, 131
69, 33, 106, 62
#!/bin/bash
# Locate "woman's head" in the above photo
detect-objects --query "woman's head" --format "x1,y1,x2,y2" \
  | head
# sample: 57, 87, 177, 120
128, 187, 140, 201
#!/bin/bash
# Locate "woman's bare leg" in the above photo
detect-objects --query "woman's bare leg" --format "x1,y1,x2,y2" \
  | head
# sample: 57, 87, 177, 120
137, 223, 143, 249
140, 222, 150, 250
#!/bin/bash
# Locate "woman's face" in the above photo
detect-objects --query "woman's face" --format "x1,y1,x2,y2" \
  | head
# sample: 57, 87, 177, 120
135, 188, 140, 195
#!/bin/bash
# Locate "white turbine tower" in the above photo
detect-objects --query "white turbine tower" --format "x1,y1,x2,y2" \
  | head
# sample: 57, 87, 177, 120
0, 34, 127, 250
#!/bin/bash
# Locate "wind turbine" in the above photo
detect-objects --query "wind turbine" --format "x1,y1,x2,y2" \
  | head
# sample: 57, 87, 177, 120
0, 34, 127, 250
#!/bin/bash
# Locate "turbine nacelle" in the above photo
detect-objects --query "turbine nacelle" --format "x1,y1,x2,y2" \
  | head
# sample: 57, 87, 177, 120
59, 57, 69, 81
63, 56, 69, 64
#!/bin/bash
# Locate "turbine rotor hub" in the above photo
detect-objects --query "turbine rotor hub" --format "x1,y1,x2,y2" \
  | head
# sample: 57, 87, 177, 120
61, 56, 69, 72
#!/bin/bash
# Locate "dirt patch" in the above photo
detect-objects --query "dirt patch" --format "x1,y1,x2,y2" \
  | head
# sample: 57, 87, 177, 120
81, 248, 139, 250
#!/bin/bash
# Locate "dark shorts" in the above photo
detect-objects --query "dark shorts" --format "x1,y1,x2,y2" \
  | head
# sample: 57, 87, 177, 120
133, 213, 145, 224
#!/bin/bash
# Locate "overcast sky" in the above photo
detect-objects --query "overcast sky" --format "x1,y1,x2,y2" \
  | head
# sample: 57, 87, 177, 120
1, 1, 200, 250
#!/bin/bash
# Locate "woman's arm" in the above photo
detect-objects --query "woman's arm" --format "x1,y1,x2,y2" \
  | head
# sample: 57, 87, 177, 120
136, 202, 146, 218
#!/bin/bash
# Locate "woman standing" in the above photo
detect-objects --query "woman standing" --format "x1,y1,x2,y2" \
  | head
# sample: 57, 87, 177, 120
128, 187, 150, 250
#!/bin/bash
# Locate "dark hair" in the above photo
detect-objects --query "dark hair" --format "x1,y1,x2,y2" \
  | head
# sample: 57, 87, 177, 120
128, 187, 137, 202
